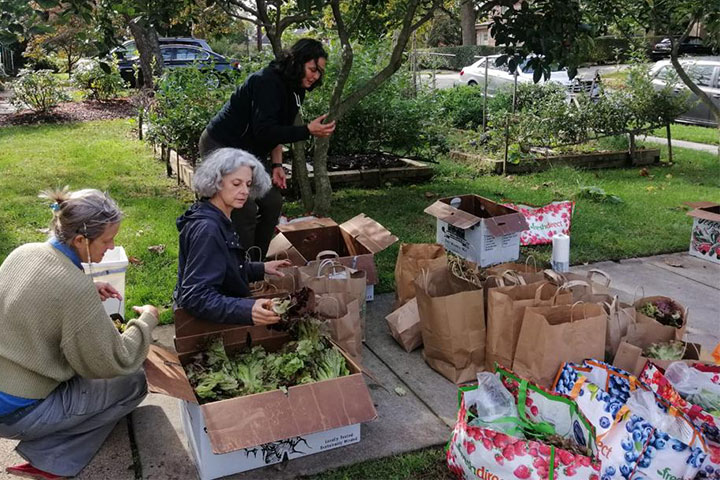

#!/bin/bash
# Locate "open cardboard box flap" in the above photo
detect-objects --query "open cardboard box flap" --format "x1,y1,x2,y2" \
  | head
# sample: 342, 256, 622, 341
685, 201, 720, 222
339, 214, 398, 254
424, 195, 528, 236
144, 310, 378, 454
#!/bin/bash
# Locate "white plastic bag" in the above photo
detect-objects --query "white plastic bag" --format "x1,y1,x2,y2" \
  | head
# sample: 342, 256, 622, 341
465, 372, 524, 437
665, 362, 720, 414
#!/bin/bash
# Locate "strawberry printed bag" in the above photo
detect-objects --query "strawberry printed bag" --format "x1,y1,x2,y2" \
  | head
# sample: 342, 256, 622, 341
447, 367, 601, 480
502, 201, 574, 246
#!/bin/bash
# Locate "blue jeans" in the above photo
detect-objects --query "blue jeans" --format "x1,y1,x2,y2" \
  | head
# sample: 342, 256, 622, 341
0, 370, 147, 476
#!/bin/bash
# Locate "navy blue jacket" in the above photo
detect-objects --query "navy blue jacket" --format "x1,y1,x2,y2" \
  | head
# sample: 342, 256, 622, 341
174, 201, 265, 324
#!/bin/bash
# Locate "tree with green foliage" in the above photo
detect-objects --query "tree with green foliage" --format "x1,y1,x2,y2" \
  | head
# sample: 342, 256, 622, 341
481, 0, 720, 124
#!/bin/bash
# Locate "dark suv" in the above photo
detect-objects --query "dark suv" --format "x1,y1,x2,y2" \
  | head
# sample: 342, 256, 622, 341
651, 36, 715, 60
111, 37, 214, 60
117, 43, 240, 87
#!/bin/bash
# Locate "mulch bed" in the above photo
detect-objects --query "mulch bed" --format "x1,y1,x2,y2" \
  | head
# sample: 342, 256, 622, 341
327, 152, 408, 171
0, 98, 135, 127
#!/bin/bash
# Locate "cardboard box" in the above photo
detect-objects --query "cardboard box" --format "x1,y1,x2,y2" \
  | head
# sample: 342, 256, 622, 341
613, 340, 702, 377
267, 214, 398, 295
424, 195, 528, 267
686, 201, 720, 264
145, 309, 377, 479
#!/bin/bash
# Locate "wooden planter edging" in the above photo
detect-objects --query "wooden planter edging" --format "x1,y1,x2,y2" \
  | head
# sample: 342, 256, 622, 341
154, 145, 434, 190
286, 158, 434, 187
450, 148, 661, 174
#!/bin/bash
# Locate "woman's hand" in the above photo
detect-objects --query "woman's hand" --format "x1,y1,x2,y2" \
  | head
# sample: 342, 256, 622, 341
132, 305, 159, 320
272, 166, 287, 189
252, 298, 280, 325
264, 259, 292, 276
95, 282, 122, 301
308, 114, 336, 137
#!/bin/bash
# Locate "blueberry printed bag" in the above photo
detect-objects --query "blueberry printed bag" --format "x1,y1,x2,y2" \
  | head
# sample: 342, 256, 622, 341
553, 360, 708, 479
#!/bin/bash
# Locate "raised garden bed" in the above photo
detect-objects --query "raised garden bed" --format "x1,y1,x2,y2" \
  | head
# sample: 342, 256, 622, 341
289, 153, 434, 187
449, 148, 661, 174
154, 146, 434, 190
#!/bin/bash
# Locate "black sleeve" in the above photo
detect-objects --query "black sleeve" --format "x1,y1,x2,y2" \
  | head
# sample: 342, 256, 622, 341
249, 77, 310, 145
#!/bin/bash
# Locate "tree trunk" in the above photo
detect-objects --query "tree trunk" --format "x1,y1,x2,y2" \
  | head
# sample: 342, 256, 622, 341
291, 113, 314, 211
256, 24, 263, 51
312, 136, 333, 216
460, 0, 476, 46
127, 18, 163, 90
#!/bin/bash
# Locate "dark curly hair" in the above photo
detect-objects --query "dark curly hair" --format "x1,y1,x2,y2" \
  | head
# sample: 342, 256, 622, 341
270, 38, 328, 92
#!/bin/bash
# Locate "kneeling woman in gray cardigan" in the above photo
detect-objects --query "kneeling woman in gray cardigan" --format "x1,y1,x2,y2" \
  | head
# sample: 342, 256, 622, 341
0, 188, 159, 480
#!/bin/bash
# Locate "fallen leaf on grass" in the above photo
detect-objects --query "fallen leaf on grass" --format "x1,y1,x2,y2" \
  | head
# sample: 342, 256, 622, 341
530, 185, 541, 191
505, 175, 516, 182
394, 386, 407, 397
664, 258, 684, 268
645, 186, 657, 193
424, 192, 436, 199
148, 244, 165, 254
639, 168, 649, 177
36, 228, 50, 234
128, 256, 143, 266
665, 174, 673, 179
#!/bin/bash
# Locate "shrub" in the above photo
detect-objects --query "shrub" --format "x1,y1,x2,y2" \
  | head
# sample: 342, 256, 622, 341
147, 67, 238, 163
12, 69, 69, 112
72, 60, 127, 100
435, 85, 487, 129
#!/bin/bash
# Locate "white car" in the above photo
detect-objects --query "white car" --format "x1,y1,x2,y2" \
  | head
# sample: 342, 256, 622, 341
649, 58, 719, 127
459, 55, 594, 96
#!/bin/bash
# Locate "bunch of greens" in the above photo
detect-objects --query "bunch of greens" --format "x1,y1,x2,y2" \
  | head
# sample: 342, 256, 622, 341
185, 289, 349, 403
643, 341, 686, 361
638, 298, 684, 328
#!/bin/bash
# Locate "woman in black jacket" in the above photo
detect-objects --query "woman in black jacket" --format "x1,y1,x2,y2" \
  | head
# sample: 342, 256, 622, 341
199, 38, 335, 259
174, 148, 290, 325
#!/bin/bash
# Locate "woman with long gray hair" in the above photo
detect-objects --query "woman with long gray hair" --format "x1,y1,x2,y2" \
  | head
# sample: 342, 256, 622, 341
174, 148, 290, 325
0, 187, 158, 480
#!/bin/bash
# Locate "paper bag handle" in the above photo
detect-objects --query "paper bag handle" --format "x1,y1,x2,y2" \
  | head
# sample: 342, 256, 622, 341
632, 286, 646, 305
317, 258, 348, 277
318, 294, 342, 319
316, 250, 340, 261
500, 270, 527, 286
533, 282, 556, 303
569, 301, 588, 322
245, 245, 263, 263
485, 274, 507, 288
587, 269, 611, 287
272, 250, 289, 261
543, 269, 566, 286
524, 255, 538, 271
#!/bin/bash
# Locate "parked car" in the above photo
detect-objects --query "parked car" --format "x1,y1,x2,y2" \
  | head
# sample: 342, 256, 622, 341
651, 36, 715, 60
118, 44, 240, 87
111, 37, 214, 61
459, 55, 595, 96
649, 58, 719, 127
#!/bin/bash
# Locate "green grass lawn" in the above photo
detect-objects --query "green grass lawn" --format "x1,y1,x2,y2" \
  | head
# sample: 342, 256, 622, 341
2, 119, 719, 315
650, 123, 720, 146
0, 119, 193, 323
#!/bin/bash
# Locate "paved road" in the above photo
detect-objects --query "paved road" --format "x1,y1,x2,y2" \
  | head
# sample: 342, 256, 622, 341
420, 64, 630, 90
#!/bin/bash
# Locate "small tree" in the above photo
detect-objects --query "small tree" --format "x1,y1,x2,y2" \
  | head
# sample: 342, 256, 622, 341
23, 17, 96, 74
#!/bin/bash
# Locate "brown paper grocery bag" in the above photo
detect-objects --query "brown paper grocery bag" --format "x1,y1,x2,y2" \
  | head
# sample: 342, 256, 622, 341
394, 243, 447, 308
303, 261, 367, 339
486, 259, 545, 284
485, 282, 573, 371
415, 266, 485, 384
385, 298, 422, 352
513, 302, 607, 387
316, 293, 362, 363
622, 295, 687, 349
260, 266, 301, 295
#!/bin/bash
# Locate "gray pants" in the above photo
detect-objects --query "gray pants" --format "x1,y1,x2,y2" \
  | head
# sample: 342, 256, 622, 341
0, 370, 147, 477
199, 129, 284, 259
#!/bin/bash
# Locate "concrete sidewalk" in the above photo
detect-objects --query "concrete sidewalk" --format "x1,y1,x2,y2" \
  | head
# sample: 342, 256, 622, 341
0, 251, 718, 479
640, 134, 719, 154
